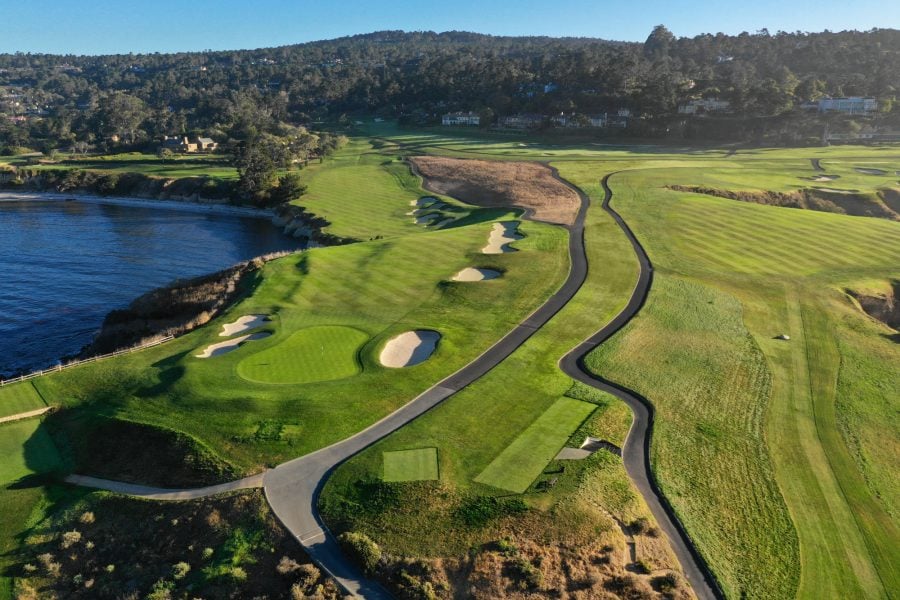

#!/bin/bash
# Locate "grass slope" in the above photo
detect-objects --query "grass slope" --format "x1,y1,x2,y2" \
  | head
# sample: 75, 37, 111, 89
0, 383, 46, 418
0, 419, 62, 484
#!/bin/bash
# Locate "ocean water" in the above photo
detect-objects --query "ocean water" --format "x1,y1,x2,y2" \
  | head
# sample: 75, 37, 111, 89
0, 197, 301, 377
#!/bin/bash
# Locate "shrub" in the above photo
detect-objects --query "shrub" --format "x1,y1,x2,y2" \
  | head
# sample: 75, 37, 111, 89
454, 495, 527, 528
337, 531, 382, 576
277, 555, 302, 575
60, 530, 82, 549
652, 572, 681, 592
201, 547, 214, 560
79, 511, 95, 524
172, 561, 190, 580
630, 517, 651, 535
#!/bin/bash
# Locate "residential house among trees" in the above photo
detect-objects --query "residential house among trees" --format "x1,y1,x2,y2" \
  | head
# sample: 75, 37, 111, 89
817, 97, 877, 114
678, 98, 732, 115
161, 135, 218, 153
499, 114, 545, 129
441, 112, 480, 126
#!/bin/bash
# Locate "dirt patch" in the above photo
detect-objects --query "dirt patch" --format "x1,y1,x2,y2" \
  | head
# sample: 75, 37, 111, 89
847, 281, 900, 332
14, 490, 341, 600
411, 156, 581, 225
668, 184, 900, 221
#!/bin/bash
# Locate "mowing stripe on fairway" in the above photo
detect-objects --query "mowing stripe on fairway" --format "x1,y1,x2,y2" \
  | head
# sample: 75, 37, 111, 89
0, 383, 47, 419
383, 447, 439, 482
474, 397, 596, 493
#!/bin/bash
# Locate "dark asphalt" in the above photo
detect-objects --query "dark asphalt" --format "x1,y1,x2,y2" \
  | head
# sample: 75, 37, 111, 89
265, 167, 722, 599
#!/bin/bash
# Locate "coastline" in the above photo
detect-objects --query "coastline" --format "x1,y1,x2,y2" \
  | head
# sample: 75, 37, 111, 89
0, 190, 274, 219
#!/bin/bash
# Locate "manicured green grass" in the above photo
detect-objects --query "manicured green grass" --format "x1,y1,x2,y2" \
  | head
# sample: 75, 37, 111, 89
298, 139, 470, 239
237, 325, 369, 384
585, 161, 900, 599
382, 448, 439, 482
9, 152, 240, 179
0, 419, 62, 484
474, 397, 595, 493
0, 383, 46, 418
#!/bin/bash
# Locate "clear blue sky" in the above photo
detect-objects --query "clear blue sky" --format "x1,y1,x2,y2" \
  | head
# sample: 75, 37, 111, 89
2, 0, 898, 55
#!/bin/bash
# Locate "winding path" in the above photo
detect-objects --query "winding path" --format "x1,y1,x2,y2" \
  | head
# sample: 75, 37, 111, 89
68, 169, 720, 600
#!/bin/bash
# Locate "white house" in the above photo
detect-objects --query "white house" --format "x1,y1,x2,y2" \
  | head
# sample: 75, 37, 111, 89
817, 97, 877, 114
678, 98, 732, 115
441, 112, 480, 126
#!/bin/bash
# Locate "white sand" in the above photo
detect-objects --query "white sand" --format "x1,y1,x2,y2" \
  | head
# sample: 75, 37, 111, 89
196, 332, 271, 358
855, 167, 886, 175
451, 268, 501, 282
219, 314, 270, 337
482, 221, 523, 254
379, 330, 440, 368
811, 175, 838, 182
816, 187, 856, 194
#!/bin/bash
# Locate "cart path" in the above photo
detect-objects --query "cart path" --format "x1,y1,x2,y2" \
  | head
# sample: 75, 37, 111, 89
64, 168, 721, 600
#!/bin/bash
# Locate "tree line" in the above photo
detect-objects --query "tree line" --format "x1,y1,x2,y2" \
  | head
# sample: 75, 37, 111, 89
1, 27, 899, 149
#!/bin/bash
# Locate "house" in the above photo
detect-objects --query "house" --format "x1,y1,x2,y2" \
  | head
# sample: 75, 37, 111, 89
196, 137, 218, 152
441, 112, 480, 126
817, 97, 877, 114
498, 114, 544, 129
678, 98, 732, 115
161, 135, 219, 153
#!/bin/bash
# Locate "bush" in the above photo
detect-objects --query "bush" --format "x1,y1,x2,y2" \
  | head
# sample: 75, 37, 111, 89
454, 495, 527, 528
337, 531, 382, 576
172, 561, 190, 580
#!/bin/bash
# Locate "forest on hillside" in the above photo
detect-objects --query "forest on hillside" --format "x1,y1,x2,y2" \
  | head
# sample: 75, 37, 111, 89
1, 27, 899, 149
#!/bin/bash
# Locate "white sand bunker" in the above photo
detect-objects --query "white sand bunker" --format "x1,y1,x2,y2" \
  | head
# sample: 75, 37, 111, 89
410, 197, 439, 207
855, 167, 886, 175
811, 175, 839, 182
816, 187, 857, 194
219, 314, 270, 337
555, 437, 621, 460
379, 330, 440, 368
196, 332, 271, 358
452, 267, 501, 282
482, 221, 523, 254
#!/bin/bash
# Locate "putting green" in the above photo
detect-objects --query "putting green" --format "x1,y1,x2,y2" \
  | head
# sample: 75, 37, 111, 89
0, 419, 62, 484
0, 383, 46, 419
237, 325, 369, 384
475, 397, 596, 493
383, 448, 439, 482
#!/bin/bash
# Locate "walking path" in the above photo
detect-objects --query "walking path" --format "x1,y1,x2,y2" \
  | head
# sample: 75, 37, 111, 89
63, 472, 266, 500
64, 168, 720, 599
0, 406, 52, 424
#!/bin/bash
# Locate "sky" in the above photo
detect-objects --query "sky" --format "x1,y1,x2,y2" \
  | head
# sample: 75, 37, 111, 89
2, 0, 899, 55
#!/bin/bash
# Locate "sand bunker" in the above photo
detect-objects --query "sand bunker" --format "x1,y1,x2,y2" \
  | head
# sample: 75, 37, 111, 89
451, 267, 501, 282
219, 314, 270, 337
196, 332, 271, 358
483, 221, 523, 254
856, 167, 887, 175
811, 175, 839, 182
815, 187, 858, 194
554, 436, 622, 460
379, 330, 440, 368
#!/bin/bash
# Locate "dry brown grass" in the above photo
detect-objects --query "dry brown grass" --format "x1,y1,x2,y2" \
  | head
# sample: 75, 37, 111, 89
411, 156, 581, 225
